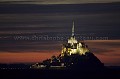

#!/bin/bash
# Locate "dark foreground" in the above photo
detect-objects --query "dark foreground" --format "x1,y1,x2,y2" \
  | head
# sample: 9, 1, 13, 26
0, 67, 120, 79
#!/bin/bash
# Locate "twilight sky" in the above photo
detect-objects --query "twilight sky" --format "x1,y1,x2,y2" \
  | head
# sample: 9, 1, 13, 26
0, 1, 120, 66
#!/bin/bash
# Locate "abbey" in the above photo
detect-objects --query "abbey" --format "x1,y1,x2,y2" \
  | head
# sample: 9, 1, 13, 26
61, 21, 89, 56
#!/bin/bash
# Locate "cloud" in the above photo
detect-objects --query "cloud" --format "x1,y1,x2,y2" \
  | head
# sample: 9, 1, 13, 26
0, 13, 120, 39
0, 3, 120, 40
90, 48, 115, 54
85, 40, 120, 55
0, 41, 62, 52
0, 0, 120, 4
0, 3, 120, 65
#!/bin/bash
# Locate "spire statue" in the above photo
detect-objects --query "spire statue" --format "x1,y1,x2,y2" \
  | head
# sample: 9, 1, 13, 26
68, 21, 77, 44
72, 21, 74, 37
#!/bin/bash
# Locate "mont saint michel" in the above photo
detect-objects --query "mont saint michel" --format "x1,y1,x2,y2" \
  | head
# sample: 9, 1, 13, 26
31, 21, 104, 70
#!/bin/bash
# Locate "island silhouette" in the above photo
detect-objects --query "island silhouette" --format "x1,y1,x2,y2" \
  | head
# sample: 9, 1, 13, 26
31, 21, 104, 70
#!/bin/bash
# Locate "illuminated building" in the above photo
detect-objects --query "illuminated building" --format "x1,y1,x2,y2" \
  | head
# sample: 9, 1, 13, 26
61, 21, 89, 56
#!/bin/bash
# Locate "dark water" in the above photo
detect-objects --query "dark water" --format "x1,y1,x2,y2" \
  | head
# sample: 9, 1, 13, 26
0, 68, 120, 79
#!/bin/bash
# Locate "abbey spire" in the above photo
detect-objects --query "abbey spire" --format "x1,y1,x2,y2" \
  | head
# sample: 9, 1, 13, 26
68, 21, 77, 44
72, 21, 74, 37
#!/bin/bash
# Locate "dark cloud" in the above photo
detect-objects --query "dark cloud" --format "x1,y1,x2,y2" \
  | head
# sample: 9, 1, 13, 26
86, 40, 120, 57
0, 2, 120, 65
0, 41, 62, 52
90, 48, 115, 54
93, 42, 120, 48
0, 3, 120, 14
0, 3, 120, 53
0, 0, 120, 4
